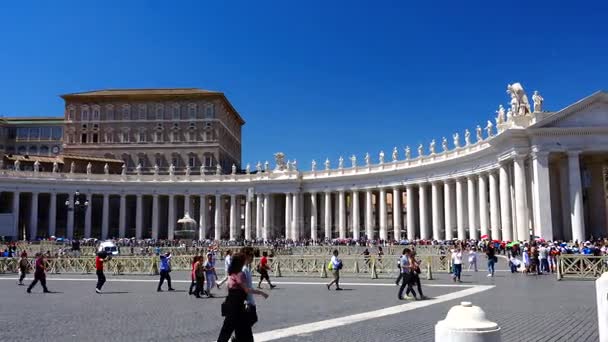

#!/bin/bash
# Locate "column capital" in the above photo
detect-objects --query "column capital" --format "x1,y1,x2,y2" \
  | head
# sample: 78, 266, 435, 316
567, 150, 582, 158
530, 150, 550, 160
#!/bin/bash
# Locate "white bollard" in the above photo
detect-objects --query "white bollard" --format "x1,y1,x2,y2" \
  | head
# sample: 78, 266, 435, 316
598, 272, 608, 342
435, 301, 501, 342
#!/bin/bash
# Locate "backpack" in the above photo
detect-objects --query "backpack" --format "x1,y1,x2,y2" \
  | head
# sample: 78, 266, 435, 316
327, 261, 333, 271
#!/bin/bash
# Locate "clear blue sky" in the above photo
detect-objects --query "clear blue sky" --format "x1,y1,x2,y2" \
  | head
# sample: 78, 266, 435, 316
0, 1, 606, 169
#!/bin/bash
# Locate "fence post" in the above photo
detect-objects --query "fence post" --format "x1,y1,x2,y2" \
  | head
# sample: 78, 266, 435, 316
354, 260, 359, 274
151, 257, 159, 275
427, 257, 434, 280
275, 261, 282, 277
371, 259, 378, 279
556, 256, 562, 281
321, 259, 327, 278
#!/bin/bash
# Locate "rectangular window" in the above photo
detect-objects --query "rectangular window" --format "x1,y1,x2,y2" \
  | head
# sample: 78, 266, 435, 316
81, 133, 87, 143
139, 106, 146, 120
172, 106, 180, 120
40, 127, 51, 140
17, 128, 28, 140
28, 127, 40, 140
82, 110, 89, 121
156, 107, 163, 120
205, 104, 215, 118
106, 108, 114, 120
68, 109, 75, 120
52, 127, 63, 140
189, 156, 196, 167
204, 155, 212, 167
93, 109, 100, 121
92, 133, 98, 143
139, 131, 146, 143
189, 105, 196, 119
123, 107, 130, 120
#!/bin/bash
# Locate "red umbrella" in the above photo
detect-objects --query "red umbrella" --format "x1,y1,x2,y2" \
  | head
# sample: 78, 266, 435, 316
480, 234, 489, 240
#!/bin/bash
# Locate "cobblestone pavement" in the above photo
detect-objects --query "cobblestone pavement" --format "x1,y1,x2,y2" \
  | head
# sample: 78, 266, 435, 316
0, 269, 598, 342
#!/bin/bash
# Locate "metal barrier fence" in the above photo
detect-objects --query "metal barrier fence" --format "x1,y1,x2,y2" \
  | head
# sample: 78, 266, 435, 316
557, 254, 608, 280
0, 254, 452, 279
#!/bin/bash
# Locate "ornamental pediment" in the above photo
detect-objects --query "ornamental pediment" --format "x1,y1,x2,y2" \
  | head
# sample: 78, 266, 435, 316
533, 92, 608, 129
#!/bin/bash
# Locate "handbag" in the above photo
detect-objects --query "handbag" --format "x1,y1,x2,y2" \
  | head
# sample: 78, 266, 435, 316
246, 305, 258, 326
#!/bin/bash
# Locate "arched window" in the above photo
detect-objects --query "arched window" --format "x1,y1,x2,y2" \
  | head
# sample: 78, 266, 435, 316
188, 104, 197, 119
138, 104, 147, 120
39, 145, 49, 155
92, 106, 100, 121
81, 106, 89, 121
105, 105, 114, 121
172, 104, 180, 120
17, 146, 26, 155
28, 146, 38, 155
156, 104, 164, 120
122, 105, 130, 120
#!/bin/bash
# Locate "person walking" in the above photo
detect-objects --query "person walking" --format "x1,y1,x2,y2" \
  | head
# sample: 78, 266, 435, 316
188, 256, 199, 296
452, 248, 463, 282
217, 253, 268, 342
539, 243, 549, 274
18, 252, 29, 286
467, 247, 478, 272
486, 245, 496, 277
242, 247, 260, 329
326, 250, 343, 291
217, 250, 233, 288
204, 252, 218, 297
27, 253, 50, 293
397, 249, 415, 300
95, 251, 111, 293
410, 251, 426, 299
157, 252, 175, 292
257, 251, 276, 289
193, 256, 206, 298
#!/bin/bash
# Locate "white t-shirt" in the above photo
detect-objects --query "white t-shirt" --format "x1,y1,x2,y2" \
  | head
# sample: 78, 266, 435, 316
452, 252, 463, 265
539, 247, 548, 259
399, 255, 410, 273
224, 255, 232, 271
468, 251, 477, 262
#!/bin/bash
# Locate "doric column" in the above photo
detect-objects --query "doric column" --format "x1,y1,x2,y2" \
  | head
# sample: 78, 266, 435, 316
324, 191, 332, 239
118, 194, 126, 238
489, 171, 500, 240
230, 194, 237, 241
184, 194, 191, 214
513, 156, 529, 241
338, 190, 346, 239
365, 189, 373, 239
214, 194, 222, 240
256, 194, 263, 239
29, 192, 39, 240
444, 181, 454, 240
351, 190, 360, 240
406, 185, 416, 240
310, 193, 318, 241
568, 152, 585, 242
499, 163, 512, 242
102, 193, 110, 240
431, 182, 443, 240
379, 188, 388, 240
284, 193, 292, 239
456, 179, 466, 240
168, 194, 176, 240
199, 195, 206, 240
292, 192, 299, 241
245, 194, 252, 240
49, 192, 57, 238
85, 193, 92, 238
12, 191, 20, 239
149, 194, 158, 240
419, 183, 429, 240
467, 176, 478, 240
392, 188, 402, 240
263, 194, 270, 240
478, 174, 489, 238
136, 194, 143, 239
532, 151, 554, 240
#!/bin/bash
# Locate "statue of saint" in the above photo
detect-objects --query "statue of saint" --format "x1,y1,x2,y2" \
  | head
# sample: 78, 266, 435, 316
104, 163, 110, 175
256, 161, 262, 173
311, 159, 317, 172
509, 93, 519, 117
292, 159, 297, 171
379, 150, 385, 164
52, 161, 58, 173
121, 163, 126, 176
324, 158, 330, 170
33, 160, 40, 173
506, 108, 513, 121
418, 144, 424, 157
185, 165, 191, 177
392, 147, 398, 162
273, 152, 287, 171
464, 129, 471, 145
350, 154, 357, 168
231, 164, 237, 175
429, 139, 436, 154
338, 156, 344, 169
404, 146, 411, 160
496, 104, 506, 125
476, 125, 483, 142
507, 83, 531, 116
70, 162, 75, 174
216, 163, 222, 175
86, 162, 92, 175
532, 90, 543, 113
264, 161, 269, 172
486, 120, 494, 137
453, 133, 460, 148
136, 163, 142, 175
169, 163, 175, 176
286, 160, 292, 171
14, 159, 20, 171
364, 153, 370, 166
245, 163, 251, 174
442, 137, 448, 152
200, 165, 205, 176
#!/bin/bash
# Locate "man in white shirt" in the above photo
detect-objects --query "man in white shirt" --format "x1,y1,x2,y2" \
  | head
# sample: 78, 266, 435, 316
326, 250, 343, 291
216, 250, 232, 287
397, 249, 416, 300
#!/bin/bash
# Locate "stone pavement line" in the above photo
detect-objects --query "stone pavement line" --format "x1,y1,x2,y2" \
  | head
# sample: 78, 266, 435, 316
252, 285, 495, 342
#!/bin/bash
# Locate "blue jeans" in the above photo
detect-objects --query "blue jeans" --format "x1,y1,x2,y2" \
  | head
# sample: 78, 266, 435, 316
452, 264, 462, 281
487, 260, 495, 276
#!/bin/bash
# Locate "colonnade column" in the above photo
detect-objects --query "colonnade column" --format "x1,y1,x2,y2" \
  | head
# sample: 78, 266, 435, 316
478, 174, 489, 238
67, 192, 75, 240
263, 194, 270, 240
456, 179, 466, 240
12, 192, 20, 239
499, 164, 512, 242
324, 191, 332, 239
49, 192, 57, 238
292, 192, 299, 240
256, 194, 263, 239
392, 188, 401, 240
379, 188, 387, 240
419, 184, 429, 240
285, 193, 292, 240
431, 182, 443, 240
118, 194, 126, 239
568, 152, 585, 242
444, 181, 453, 240
352, 190, 360, 240
513, 156, 529, 241
406, 185, 416, 240
338, 190, 346, 239
310, 193, 318, 241
29, 192, 38, 239
214, 194, 222, 240
467, 176, 478, 240
489, 171, 500, 240
199, 195, 206, 240
85, 193, 92, 238
184, 194, 191, 214
135, 194, 143, 239
245, 195, 252, 240
365, 189, 373, 239
168, 194, 175, 240
532, 152, 554, 240
230, 194, 237, 241
102, 193, 110, 240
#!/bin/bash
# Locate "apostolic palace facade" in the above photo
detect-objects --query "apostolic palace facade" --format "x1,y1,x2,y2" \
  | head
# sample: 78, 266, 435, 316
0, 84, 607, 243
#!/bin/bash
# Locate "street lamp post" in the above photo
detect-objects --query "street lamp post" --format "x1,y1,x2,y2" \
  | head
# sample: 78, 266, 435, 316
65, 190, 89, 242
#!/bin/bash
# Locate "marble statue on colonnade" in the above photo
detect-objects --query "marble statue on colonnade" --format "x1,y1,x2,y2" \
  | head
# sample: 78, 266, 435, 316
464, 129, 471, 145
169, 163, 175, 176
136, 163, 142, 176
52, 161, 58, 173
291, 160, 297, 171
350, 155, 357, 167
324, 158, 330, 170
417, 144, 424, 157
476, 125, 483, 142
311, 159, 316, 172
453, 133, 460, 148
216, 164, 221, 175
185, 165, 191, 177
338, 156, 344, 169
404, 146, 411, 160
200, 165, 205, 175
246, 163, 250, 174
274, 152, 287, 171
104, 163, 110, 175
442, 137, 448, 152
231, 164, 236, 175
121, 164, 126, 176
532, 90, 544, 113
264, 161, 269, 172
153, 164, 159, 176
364, 153, 370, 166
486, 120, 494, 137
86, 162, 92, 175
33, 160, 40, 173
70, 162, 75, 174
14, 159, 20, 171
256, 161, 262, 173
392, 147, 398, 162
507, 82, 531, 116
429, 139, 436, 154
379, 150, 385, 164
496, 104, 506, 125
